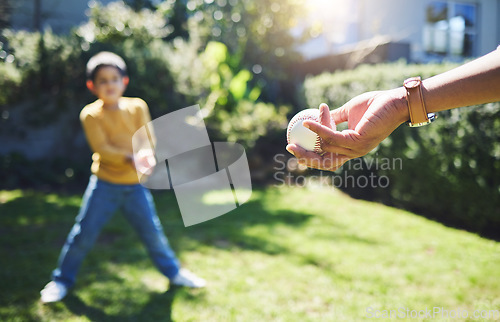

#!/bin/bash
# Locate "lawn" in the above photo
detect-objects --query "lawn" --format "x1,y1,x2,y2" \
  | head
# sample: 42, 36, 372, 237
1, 185, 499, 321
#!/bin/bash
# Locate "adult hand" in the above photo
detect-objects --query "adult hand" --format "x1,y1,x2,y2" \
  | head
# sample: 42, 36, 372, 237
286, 88, 409, 171
286, 48, 500, 172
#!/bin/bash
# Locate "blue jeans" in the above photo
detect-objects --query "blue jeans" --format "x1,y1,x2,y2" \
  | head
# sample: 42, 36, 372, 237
52, 175, 180, 288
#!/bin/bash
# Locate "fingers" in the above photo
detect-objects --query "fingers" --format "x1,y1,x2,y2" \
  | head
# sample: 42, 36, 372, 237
302, 120, 358, 149
330, 91, 379, 126
330, 105, 347, 125
320, 144, 356, 157
299, 153, 350, 171
286, 144, 351, 171
319, 103, 332, 129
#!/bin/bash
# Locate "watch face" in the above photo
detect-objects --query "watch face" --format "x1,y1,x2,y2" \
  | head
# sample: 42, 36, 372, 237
404, 77, 421, 88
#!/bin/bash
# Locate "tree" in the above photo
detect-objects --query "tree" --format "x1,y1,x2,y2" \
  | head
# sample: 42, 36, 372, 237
185, 0, 309, 105
33, 0, 41, 31
0, 0, 13, 31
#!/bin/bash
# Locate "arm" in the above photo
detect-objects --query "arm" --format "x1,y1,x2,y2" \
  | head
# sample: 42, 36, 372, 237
81, 114, 132, 165
287, 48, 500, 171
424, 48, 500, 113
132, 99, 157, 175
137, 98, 155, 145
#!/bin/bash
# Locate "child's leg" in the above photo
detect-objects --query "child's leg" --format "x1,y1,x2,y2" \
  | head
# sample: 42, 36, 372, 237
121, 185, 180, 279
51, 176, 120, 287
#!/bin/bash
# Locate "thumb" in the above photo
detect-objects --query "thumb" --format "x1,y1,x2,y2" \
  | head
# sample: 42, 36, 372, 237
330, 106, 347, 125
319, 103, 333, 129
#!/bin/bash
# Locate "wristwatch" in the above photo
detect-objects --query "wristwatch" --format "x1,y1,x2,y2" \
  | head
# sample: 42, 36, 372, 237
403, 76, 436, 127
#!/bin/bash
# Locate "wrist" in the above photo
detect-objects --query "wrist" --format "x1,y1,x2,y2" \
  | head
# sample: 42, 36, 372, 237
388, 87, 410, 125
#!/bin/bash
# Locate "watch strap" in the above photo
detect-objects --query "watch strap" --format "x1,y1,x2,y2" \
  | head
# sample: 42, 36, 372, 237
404, 77, 430, 127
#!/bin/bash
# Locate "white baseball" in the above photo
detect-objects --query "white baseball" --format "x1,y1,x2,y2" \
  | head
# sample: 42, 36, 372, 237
134, 149, 156, 176
286, 109, 336, 153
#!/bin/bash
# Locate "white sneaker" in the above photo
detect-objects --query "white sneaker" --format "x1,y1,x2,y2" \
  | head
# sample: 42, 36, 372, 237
171, 269, 206, 288
40, 281, 68, 303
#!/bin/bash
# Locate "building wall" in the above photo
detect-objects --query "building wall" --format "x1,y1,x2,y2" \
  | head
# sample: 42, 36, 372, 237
357, 0, 500, 61
358, 0, 426, 60
300, 0, 499, 62
480, 0, 500, 54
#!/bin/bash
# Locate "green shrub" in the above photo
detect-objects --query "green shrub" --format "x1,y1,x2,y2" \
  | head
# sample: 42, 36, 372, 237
302, 62, 500, 238
76, 1, 175, 46
0, 152, 90, 191
164, 35, 290, 148
302, 61, 459, 110
0, 29, 87, 126
0, 61, 22, 105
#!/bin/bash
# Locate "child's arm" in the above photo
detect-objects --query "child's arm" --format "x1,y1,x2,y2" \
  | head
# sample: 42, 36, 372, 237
81, 114, 132, 164
136, 98, 156, 146
132, 99, 157, 175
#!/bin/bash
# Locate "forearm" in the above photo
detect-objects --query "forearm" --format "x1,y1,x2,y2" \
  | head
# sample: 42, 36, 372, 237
388, 49, 500, 125
93, 144, 132, 164
86, 131, 132, 164
82, 117, 132, 164
422, 48, 500, 113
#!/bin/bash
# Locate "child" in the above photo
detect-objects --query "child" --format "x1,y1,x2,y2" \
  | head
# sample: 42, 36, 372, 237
40, 51, 205, 303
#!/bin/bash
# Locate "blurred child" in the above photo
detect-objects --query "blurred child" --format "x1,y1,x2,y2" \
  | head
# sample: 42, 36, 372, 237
40, 51, 205, 303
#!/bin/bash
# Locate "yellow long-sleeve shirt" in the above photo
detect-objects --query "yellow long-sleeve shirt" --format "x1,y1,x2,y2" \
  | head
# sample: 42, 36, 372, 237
80, 97, 152, 184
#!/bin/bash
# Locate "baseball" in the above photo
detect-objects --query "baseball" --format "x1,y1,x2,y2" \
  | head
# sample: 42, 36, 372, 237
286, 108, 336, 153
134, 149, 156, 176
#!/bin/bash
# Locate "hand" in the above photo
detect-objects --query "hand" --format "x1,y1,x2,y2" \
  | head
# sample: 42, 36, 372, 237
133, 149, 157, 176
286, 88, 409, 171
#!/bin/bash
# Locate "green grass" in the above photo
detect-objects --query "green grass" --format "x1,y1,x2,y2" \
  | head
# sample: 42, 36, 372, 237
1, 186, 499, 321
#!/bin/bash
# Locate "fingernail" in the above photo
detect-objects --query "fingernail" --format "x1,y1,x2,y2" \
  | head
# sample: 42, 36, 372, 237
303, 123, 310, 129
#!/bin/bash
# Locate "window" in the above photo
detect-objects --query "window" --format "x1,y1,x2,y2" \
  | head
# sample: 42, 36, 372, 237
423, 1, 478, 57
